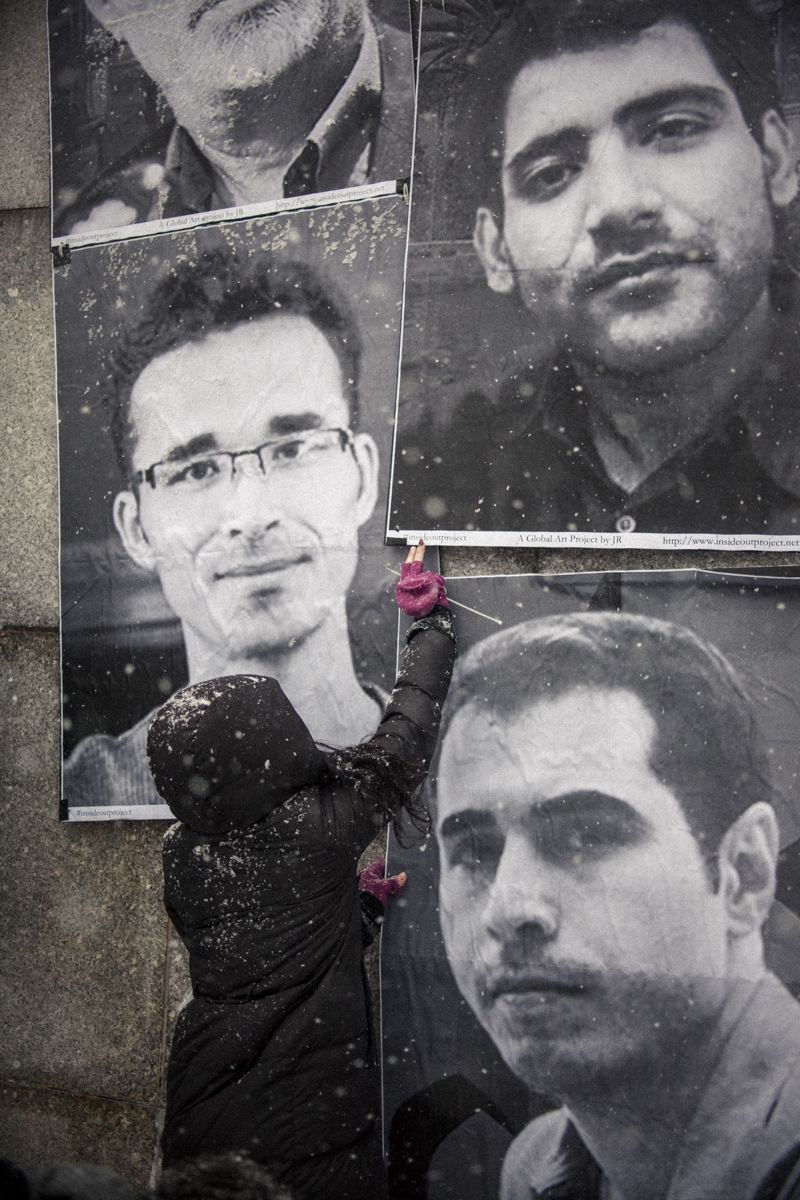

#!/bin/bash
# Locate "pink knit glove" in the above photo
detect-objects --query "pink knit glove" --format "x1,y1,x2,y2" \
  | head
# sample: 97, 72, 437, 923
358, 860, 407, 904
395, 560, 449, 617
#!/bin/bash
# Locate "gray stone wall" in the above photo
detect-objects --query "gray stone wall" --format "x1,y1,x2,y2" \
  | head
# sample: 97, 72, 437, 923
1, 0, 798, 1188
1, 0, 178, 1184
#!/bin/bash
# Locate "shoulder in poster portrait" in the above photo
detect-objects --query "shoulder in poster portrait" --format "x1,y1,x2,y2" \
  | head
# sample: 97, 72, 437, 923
499, 975, 800, 1200
64, 707, 160, 808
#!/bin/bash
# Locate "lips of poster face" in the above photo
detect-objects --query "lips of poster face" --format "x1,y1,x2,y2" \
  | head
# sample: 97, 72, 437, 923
381, 568, 800, 1200
385, 0, 800, 550
47, 0, 416, 247
56, 199, 413, 820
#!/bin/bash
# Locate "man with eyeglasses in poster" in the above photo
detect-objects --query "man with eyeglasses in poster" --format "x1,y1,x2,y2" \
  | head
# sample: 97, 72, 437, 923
63, 250, 383, 811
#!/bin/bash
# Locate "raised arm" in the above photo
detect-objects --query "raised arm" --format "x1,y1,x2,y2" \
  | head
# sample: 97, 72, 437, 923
370, 543, 455, 774
366, 604, 456, 783
324, 544, 456, 847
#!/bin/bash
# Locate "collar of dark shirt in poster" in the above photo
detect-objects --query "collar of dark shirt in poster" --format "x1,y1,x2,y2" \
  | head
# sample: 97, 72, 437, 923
162, 125, 215, 215
534, 365, 759, 515
283, 140, 322, 198
526, 1118, 603, 1200
294, 14, 382, 195
162, 17, 382, 209
491, 282, 800, 529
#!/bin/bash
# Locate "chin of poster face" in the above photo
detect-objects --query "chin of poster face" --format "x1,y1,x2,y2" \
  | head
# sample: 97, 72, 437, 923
48, 0, 416, 239
56, 198, 409, 819
382, 568, 800, 1200
388, 1, 800, 544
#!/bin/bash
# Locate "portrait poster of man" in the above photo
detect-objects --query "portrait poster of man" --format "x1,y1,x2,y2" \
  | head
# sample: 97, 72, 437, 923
47, 0, 417, 247
387, 0, 800, 550
381, 569, 800, 1200
56, 197, 413, 820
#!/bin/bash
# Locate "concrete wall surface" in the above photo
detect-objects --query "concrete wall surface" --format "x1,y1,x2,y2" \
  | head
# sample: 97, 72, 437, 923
1, 0, 798, 1190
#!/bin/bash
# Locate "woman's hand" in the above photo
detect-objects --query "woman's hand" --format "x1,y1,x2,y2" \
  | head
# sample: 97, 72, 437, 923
394, 541, 449, 617
358, 859, 408, 904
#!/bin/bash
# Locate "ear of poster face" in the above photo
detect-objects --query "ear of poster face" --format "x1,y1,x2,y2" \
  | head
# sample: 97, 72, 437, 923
47, 0, 417, 248
386, 0, 800, 550
55, 197, 428, 821
382, 568, 800, 1199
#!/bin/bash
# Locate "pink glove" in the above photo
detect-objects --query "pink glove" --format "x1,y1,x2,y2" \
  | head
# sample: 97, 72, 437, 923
358, 860, 407, 905
395, 560, 449, 617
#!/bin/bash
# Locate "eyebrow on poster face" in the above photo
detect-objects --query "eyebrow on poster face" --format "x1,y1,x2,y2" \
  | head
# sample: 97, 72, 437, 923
438, 791, 653, 865
505, 125, 589, 188
505, 84, 730, 193
156, 410, 329, 463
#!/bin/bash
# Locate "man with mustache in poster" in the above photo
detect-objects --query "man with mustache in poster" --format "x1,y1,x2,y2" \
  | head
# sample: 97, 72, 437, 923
414, 0, 800, 536
435, 611, 800, 1200
56, 0, 413, 233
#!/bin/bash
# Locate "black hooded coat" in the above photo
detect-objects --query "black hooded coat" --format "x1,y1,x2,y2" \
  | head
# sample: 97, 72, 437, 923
147, 611, 456, 1199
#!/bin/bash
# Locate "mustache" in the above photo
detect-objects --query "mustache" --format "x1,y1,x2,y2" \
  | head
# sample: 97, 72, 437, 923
580, 245, 715, 294
189, 0, 279, 32
212, 553, 311, 580
189, 0, 225, 29
199, 535, 318, 579
480, 961, 601, 1001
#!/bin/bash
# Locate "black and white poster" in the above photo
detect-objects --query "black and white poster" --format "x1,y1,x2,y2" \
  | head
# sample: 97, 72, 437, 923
48, 0, 417, 247
383, 570, 800, 1199
387, 0, 800, 550
56, 197, 413, 820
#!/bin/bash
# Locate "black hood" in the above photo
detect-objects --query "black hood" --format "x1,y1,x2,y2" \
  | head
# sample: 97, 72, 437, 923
146, 675, 328, 834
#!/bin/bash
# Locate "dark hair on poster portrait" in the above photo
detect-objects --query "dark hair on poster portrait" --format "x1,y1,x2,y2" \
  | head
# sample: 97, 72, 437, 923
48, 0, 417, 240
108, 253, 362, 482
437, 609, 774, 870
388, 0, 800, 547
56, 200, 409, 816
413, 0, 794, 239
471, 0, 783, 220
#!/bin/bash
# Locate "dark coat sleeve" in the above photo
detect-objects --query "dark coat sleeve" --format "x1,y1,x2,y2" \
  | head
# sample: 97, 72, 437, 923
317, 607, 456, 854
368, 606, 456, 779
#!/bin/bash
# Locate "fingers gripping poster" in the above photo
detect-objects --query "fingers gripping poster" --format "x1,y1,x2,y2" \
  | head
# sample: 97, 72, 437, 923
386, 0, 800, 550
382, 569, 800, 1200
56, 199, 412, 820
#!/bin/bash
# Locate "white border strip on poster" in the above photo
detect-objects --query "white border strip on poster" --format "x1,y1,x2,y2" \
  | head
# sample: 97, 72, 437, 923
51, 179, 402, 250
439, 567, 800, 584
389, 529, 800, 552
68, 805, 176, 821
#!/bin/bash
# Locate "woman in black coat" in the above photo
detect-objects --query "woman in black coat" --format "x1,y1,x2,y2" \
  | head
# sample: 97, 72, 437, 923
146, 547, 455, 1200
